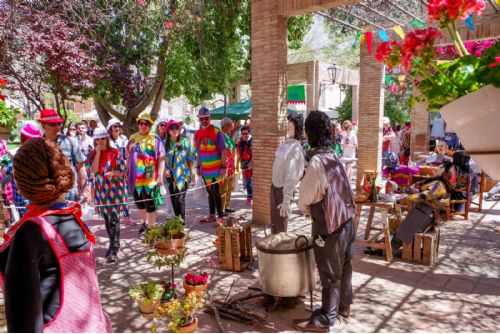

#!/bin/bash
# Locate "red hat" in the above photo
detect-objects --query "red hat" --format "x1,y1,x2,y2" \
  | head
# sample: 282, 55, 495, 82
37, 109, 64, 123
166, 119, 184, 131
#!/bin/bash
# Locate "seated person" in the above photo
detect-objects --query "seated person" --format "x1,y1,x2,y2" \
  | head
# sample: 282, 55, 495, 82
391, 161, 455, 256
416, 140, 452, 167
382, 152, 420, 188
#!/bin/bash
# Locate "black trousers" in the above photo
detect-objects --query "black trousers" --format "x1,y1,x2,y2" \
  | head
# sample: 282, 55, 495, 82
104, 212, 120, 257
270, 185, 287, 234
310, 218, 355, 327
169, 182, 187, 220
204, 178, 223, 218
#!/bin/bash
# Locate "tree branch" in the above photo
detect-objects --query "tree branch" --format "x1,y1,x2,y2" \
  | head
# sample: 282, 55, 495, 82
129, 38, 169, 119
150, 80, 165, 120
94, 96, 123, 120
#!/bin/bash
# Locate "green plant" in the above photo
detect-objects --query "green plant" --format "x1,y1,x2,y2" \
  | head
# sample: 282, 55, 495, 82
157, 293, 204, 332
146, 249, 186, 270
164, 216, 185, 238
0, 101, 20, 130
143, 216, 186, 246
129, 281, 164, 303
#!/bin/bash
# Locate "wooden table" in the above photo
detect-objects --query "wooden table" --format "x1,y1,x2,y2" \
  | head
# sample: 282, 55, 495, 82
353, 201, 397, 262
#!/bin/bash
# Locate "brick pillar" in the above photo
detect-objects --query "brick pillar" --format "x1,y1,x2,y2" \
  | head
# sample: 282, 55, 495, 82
352, 84, 359, 122
356, 45, 385, 188
306, 60, 319, 113
251, 1, 288, 225
410, 99, 430, 160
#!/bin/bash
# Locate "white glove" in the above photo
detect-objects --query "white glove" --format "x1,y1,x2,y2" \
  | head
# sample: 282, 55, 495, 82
277, 201, 291, 217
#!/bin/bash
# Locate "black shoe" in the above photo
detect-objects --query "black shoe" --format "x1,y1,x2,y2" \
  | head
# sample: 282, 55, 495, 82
225, 208, 236, 213
138, 223, 147, 235
106, 255, 117, 264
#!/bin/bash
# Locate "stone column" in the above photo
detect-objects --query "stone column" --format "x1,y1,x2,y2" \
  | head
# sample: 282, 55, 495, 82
251, 1, 288, 225
351, 84, 359, 122
306, 60, 319, 113
410, 100, 430, 160
356, 43, 385, 188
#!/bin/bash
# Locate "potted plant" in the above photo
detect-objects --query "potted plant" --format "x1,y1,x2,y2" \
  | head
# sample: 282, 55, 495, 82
157, 293, 204, 333
374, 0, 500, 178
128, 281, 164, 315
0, 78, 20, 140
183, 270, 209, 297
144, 216, 187, 255
160, 281, 177, 306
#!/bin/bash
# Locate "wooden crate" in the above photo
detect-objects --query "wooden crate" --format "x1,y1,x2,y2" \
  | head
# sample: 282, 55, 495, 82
217, 221, 252, 272
402, 226, 440, 266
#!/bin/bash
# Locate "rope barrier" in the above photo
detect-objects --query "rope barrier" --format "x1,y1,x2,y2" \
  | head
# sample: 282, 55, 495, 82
8, 170, 243, 210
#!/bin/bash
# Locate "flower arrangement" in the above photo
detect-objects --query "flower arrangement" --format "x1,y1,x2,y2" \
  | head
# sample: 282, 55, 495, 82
156, 293, 204, 332
374, 0, 500, 111
184, 270, 209, 286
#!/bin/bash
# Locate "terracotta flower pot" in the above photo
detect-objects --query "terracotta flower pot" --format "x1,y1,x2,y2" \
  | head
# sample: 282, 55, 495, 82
440, 85, 500, 179
0, 126, 11, 140
138, 298, 161, 315
176, 316, 198, 333
183, 282, 207, 296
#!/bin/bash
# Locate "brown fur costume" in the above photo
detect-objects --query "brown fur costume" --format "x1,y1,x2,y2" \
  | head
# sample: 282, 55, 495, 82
13, 138, 74, 205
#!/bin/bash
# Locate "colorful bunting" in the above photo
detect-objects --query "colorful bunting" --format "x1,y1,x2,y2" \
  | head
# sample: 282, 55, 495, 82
465, 14, 475, 30
352, 31, 361, 48
378, 30, 389, 42
392, 25, 406, 40
409, 18, 427, 29
359, 33, 366, 45
366, 31, 373, 55
385, 75, 392, 85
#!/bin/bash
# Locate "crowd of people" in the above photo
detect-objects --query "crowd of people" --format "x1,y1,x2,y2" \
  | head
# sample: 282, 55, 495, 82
0, 106, 492, 333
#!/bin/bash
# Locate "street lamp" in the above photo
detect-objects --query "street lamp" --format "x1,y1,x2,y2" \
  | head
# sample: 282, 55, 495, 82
327, 63, 338, 86
320, 63, 338, 97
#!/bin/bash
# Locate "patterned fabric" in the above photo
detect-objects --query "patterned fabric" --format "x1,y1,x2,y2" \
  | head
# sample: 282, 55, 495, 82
237, 138, 252, 170
224, 133, 236, 175
195, 126, 225, 185
165, 137, 196, 192
127, 132, 165, 194
404, 180, 449, 210
109, 135, 128, 159
88, 149, 128, 218
56, 135, 87, 198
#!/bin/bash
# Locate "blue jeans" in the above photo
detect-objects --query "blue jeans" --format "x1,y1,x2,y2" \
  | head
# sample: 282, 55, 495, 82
243, 176, 253, 200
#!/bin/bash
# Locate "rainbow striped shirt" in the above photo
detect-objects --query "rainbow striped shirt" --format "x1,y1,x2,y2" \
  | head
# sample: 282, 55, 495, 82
195, 128, 225, 185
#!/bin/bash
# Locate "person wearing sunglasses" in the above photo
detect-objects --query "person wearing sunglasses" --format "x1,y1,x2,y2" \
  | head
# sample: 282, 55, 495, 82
127, 112, 165, 234
107, 118, 128, 159
87, 128, 127, 263
65, 121, 78, 138
194, 106, 227, 226
154, 116, 176, 218
38, 109, 87, 202
237, 125, 253, 206
164, 119, 196, 221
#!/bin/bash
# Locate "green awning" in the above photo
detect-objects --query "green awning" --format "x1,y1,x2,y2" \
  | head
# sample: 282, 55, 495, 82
210, 99, 297, 120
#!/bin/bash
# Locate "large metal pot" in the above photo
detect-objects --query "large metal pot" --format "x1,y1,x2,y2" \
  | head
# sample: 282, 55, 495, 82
256, 234, 316, 297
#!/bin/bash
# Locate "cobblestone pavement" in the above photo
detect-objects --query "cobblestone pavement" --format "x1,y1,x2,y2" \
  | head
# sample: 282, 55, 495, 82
90, 175, 500, 333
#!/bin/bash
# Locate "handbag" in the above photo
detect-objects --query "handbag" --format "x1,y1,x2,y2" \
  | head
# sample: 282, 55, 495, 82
395, 202, 435, 244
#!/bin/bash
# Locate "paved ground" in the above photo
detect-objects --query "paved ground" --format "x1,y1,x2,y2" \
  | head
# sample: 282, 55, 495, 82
91, 175, 500, 333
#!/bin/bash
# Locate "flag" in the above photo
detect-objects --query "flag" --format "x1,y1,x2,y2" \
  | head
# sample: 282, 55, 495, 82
392, 25, 405, 40
385, 75, 391, 85
366, 31, 373, 55
398, 75, 406, 85
378, 30, 389, 42
465, 14, 475, 30
352, 31, 361, 48
287, 85, 306, 105
409, 18, 427, 29
359, 33, 366, 45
